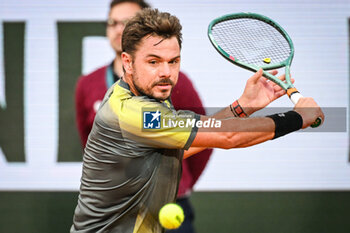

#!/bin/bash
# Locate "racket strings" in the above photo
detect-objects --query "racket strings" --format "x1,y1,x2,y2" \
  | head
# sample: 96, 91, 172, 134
211, 18, 291, 67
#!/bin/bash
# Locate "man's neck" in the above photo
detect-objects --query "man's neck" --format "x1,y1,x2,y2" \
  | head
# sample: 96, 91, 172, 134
123, 73, 140, 97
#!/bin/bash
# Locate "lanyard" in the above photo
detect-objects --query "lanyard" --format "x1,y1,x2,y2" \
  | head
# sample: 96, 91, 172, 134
106, 62, 115, 88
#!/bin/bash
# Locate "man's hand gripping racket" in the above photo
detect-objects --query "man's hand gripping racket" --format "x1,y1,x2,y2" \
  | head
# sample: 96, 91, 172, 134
208, 12, 323, 128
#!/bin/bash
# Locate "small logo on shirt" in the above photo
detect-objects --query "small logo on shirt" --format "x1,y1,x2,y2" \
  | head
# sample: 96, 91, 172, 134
143, 110, 161, 129
93, 100, 102, 113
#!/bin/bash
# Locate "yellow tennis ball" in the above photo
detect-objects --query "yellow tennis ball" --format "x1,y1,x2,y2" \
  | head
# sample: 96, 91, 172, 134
158, 203, 185, 229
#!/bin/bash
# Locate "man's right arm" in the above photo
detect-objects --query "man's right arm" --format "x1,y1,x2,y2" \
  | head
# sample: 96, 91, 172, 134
191, 116, 275, 149
190, 97, 324, 150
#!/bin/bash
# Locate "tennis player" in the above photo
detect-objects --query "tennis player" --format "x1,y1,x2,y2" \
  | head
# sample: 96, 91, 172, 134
75, 1, 212, 232
71, 8, 324, 233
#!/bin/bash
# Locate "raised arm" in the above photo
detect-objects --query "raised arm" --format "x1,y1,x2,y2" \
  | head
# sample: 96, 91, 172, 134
185, 70, 324, 156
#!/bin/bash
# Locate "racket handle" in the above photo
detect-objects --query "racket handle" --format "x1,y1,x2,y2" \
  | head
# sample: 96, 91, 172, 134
289, 92, 303, 105
288, 91, 322, 128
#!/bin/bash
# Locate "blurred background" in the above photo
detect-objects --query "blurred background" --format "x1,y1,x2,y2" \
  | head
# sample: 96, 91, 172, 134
0, 0, 349, 232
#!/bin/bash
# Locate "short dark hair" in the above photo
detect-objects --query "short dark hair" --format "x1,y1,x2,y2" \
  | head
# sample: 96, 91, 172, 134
122, 8, 182, 56
109, 0, 150, 10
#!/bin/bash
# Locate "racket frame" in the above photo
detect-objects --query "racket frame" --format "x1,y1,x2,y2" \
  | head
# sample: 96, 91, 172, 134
208, 12, 322, 128
208, 12, 294, 91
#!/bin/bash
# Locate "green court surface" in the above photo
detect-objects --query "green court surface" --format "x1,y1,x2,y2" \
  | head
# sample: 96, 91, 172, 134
0, 191, 349, 233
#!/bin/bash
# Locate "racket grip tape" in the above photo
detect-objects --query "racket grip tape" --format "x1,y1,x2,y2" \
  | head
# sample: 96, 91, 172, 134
287, 88, 301, 105
286, 88, 322, 128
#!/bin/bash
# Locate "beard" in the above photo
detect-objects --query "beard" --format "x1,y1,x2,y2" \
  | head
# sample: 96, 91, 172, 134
132, 72, 174, 101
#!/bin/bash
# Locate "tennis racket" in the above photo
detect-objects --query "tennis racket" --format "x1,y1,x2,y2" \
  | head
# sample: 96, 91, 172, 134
208, 12, 322, 128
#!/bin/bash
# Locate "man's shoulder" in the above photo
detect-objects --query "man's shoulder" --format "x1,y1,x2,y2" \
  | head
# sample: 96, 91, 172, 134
175, 71, 195, 91
78, 65, 108, 85
178, 71, 191, 83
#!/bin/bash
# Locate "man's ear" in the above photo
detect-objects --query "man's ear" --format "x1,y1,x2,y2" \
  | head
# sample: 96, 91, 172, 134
121, 52, 133, 74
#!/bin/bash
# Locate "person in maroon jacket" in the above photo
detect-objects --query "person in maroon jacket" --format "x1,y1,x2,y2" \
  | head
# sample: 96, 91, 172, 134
75, 1, 212, 232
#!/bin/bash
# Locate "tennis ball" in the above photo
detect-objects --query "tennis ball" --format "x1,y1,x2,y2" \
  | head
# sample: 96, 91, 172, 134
158, 203, 185, 229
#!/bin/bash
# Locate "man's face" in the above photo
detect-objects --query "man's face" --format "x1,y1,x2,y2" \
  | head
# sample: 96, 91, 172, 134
126, 35, 181, 101
106, 2, 141, 54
